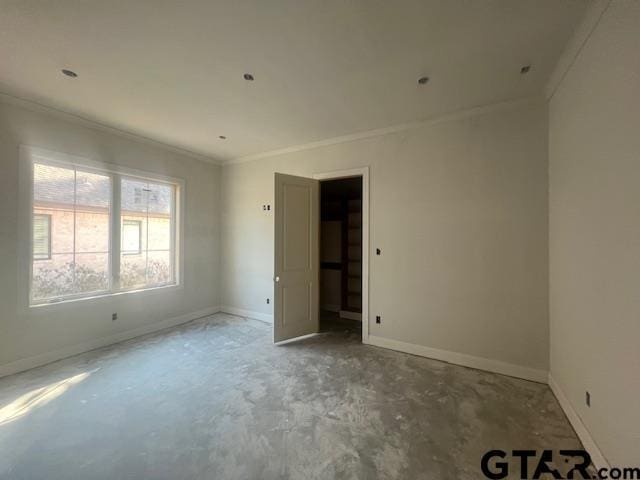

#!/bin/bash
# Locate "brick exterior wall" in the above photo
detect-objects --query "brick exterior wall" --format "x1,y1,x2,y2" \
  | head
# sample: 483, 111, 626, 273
32, 204, 172, 300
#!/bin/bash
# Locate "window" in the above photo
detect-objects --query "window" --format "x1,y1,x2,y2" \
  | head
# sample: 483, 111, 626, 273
122, 220, 142, 255
120, 178, 175, 290
33, 214, 51, 260
32, 163, 111, 302
29, 153, 180, 305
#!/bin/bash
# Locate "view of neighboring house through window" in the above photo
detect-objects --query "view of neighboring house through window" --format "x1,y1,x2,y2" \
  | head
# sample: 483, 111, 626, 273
122, 220, 142, 255
33, 214, 51, 260
32, 163, 111, 302
120, 178, 175, 290
30, 154, 178, 305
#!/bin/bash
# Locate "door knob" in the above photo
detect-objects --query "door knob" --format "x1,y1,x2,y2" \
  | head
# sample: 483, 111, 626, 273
274, 276, 280, 282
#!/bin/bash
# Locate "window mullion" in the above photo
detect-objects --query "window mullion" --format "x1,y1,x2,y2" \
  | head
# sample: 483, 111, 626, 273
72, 169, 77, 293
145, 183, 150, 284
111, 175, 122, 292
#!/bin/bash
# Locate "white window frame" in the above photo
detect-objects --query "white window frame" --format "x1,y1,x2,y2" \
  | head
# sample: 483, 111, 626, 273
23, 146, 184, 307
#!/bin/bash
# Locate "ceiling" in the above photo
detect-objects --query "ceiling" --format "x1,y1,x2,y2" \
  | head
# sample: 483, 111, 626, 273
0, 0, 588, 164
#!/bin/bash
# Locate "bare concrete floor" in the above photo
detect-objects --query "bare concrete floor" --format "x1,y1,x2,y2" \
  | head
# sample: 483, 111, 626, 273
0, 313, 582, 479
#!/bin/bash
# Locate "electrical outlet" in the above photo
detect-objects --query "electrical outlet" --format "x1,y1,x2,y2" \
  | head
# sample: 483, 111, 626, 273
112, 313, 118, 321
266, 298, 270, 304
376, 315, 381, 324
586, 391, 591, 407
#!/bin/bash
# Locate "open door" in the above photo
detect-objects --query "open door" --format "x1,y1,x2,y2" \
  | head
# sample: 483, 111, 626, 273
274, 173, 320, 343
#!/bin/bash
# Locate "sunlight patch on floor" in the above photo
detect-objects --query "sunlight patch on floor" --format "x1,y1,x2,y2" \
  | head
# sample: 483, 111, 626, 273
0, 370, 95, 426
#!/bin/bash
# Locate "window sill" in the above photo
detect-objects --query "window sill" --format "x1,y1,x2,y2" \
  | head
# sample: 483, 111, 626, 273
29, 283, 182, 309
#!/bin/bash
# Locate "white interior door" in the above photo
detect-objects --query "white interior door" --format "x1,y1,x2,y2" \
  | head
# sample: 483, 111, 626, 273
274, 173, 319, 342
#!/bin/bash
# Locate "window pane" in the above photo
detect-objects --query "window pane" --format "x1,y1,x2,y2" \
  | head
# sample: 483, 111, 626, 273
147, 250, 171, 285
33, 214, 51, 259
74, 253, 109, 294
73, 169, 111, 298
75, 170, 110, 208
75, 171, 110, 255
147, 216, 171, 251
122, 220, 141, 254
34, 163, 75, 206
32, 162, 111, 303
147, 183, 172, 215
121, 178, 148, 213
32, 253, 75, 300
120, 217, 145, 287
120, 178, 175, 290
120, 254, 147, 290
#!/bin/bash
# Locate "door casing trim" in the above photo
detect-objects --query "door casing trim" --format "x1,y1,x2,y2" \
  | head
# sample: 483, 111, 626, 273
313, 166, 370, 344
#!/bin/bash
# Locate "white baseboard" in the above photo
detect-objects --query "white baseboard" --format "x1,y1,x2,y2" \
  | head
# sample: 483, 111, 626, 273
0, 303, 609, 472
548, 374, 609, 470
366, 335, 548, 383
321, 304, 341, 313
0, 306, 221, 379
220, 305, 273, 324
339, 310, 362, 321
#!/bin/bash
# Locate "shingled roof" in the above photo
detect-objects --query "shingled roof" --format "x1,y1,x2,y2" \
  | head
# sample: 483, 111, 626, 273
33, 163, 172, 214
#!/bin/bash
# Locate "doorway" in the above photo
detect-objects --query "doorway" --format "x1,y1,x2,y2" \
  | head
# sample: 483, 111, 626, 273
273, 167, 369, 344
318, 177, 363, 337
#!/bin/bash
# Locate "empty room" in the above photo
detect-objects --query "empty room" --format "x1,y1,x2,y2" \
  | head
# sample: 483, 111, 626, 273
0, 1, 638, 479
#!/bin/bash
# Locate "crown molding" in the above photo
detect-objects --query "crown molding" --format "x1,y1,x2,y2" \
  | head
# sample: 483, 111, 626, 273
545, 0, 612, 101
226, 96, 544, 165
1, 89, 545, 169
0, 91, 223, 166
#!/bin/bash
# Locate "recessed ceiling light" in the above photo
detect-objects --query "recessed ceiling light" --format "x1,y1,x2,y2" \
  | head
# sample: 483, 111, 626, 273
243, 73, 254, 81
417, 76, 429, 85
520, 65, 531, 74
61, 69, 78, 78
219, 135, 227, 140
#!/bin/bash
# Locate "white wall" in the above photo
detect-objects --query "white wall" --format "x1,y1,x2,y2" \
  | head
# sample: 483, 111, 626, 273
221, 99, 550, 375
548, 0, 640, 466
0, 98, 221, 373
